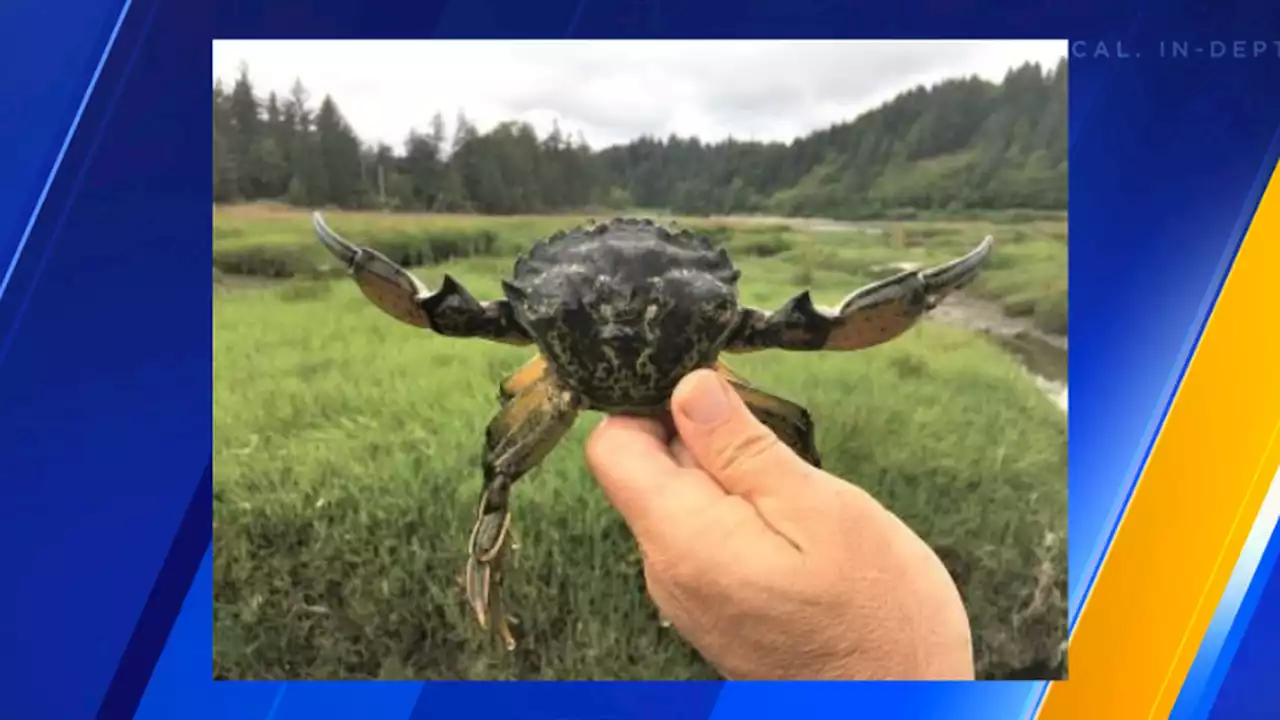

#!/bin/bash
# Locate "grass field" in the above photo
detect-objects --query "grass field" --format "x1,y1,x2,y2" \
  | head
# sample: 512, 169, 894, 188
213, 204, 1069, 680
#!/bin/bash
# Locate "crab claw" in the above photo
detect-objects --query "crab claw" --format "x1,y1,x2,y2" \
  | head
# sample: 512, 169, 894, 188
311, 213, 536, 345
312, 212, 361, 268
311, 212, 435, 328
726, 235, 996, 353
916, 234, 994, 308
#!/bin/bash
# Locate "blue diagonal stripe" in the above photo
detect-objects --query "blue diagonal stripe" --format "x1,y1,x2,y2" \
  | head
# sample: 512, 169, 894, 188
263, 685, 289, 720
0, 0, 163, 375
1173, 462, 1280, 719
0, 0, 133, 308
96, 461, 213, 720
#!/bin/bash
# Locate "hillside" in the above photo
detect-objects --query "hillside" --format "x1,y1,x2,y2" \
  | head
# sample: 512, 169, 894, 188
213, 58, 1066, 219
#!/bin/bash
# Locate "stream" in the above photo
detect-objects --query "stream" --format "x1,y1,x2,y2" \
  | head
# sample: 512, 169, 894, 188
929, 293, 1068, 413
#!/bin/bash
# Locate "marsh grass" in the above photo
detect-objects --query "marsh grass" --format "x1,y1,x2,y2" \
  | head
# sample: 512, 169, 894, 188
213, 206, 1068, 680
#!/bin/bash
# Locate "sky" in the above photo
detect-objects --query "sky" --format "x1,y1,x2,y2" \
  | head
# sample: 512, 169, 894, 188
212, 40, 1066, 151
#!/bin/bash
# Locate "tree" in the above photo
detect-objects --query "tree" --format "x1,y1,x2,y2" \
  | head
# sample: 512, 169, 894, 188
314, 95, 366, 208
228, 64, 265, 198
212, 80, 239, 202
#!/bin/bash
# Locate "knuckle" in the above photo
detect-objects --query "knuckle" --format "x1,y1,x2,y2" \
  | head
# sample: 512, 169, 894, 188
714, 425, 786, 477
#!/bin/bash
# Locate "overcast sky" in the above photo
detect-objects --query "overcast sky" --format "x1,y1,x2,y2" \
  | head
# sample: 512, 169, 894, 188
212, 40, 1066, 150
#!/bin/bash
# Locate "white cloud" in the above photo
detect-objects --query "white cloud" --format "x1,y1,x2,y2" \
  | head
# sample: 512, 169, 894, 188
212, 39, 1066, 150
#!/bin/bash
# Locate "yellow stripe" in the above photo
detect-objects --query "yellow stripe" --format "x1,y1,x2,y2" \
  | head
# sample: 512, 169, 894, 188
1037, 160, 1280, 718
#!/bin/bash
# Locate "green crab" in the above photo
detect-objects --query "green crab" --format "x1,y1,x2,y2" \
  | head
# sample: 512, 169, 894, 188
312, 212, 993, 649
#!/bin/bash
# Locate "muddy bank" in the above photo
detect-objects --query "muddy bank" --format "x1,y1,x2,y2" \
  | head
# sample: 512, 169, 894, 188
929, 293, 1068, 413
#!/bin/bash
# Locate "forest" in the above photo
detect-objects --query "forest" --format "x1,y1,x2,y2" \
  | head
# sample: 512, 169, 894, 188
212, 58, 1066, 219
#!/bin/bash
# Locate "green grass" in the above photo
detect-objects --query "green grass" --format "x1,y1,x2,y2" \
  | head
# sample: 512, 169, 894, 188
213, 207, 1068, 680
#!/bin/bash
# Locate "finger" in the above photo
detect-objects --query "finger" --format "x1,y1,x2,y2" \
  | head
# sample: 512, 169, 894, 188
585, 416, 725, 545
670, 437, 701, 470
670, 369, 816, 502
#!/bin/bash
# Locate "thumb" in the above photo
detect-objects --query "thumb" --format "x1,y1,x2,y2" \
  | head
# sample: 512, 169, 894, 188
670, 369, 813, 501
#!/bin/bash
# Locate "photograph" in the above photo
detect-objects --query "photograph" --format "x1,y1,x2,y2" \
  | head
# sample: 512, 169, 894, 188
212, 39, 1068, 681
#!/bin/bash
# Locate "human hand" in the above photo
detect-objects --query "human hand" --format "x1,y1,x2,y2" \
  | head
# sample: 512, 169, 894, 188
585, 369, 974, 680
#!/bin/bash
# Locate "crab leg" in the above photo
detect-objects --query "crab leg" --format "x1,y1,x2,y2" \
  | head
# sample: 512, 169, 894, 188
724, 235, 994, 353
714, 361, 822, 468
497, 353, 548, 405
467, 369, 579, 650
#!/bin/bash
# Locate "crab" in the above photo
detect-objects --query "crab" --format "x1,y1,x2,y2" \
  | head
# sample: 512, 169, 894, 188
312, 212, 994, 650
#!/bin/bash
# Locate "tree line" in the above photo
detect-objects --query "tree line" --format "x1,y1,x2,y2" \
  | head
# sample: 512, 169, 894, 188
213, 58, 1066, 218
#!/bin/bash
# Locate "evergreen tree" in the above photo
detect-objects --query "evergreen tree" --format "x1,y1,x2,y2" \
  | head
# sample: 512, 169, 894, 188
212, 80, 239, 202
